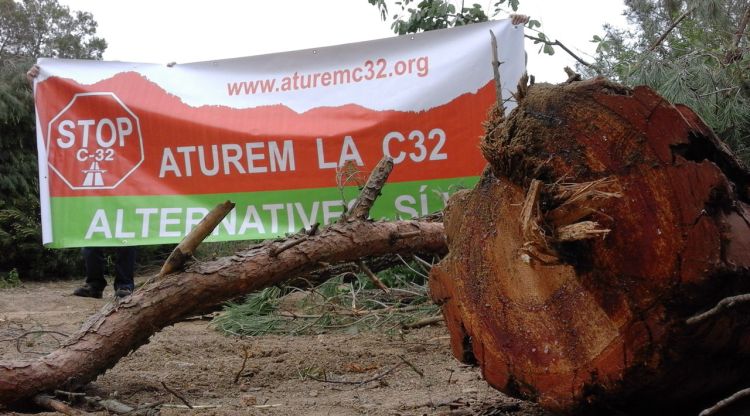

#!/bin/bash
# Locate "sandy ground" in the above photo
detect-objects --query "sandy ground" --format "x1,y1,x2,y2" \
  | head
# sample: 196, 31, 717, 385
0, 280, 550, 416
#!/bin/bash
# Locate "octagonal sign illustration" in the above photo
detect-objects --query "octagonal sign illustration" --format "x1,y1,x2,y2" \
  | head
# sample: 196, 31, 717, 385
47, 92, 144, 190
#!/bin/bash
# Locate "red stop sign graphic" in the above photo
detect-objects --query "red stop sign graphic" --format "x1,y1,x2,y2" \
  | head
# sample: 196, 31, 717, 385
46, 92, 143, 190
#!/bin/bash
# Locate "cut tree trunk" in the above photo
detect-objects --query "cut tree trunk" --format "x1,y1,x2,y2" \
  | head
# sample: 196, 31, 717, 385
430, 78, 750, 414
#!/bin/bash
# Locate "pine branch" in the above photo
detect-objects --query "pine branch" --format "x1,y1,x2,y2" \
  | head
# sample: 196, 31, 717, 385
733, 5, 750, 50
524, 34, 593, 68
648, 6, 696, 52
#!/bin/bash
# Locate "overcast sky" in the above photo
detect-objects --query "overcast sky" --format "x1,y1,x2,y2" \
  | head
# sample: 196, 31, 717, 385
57, 0, 629, 83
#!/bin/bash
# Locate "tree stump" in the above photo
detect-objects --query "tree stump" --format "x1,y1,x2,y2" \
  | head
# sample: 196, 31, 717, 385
430, 78, 750, 414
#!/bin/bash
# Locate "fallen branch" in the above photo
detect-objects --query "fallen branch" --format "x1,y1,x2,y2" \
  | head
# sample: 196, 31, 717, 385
0, 158, 446, 406
158, 200, 235, 278
343, 157, 393, 221
33, 394, 88, 415
686, 293, 750, 325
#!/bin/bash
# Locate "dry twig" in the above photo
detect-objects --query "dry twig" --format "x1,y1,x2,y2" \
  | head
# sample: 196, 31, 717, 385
12, 330, 69, 355
489, 30, 504, 111
162, 404, 220, 409
234, 345, 252, 384
160, 381, 193, 409
398, 355, 424, 377
402, 315, 444, 329
687, 293, 750, 325
357, 260, 390, 293
306, 362, 405, 385
699, 387, 750, 416
269, 237, 307, 257
524, 34, 592, 67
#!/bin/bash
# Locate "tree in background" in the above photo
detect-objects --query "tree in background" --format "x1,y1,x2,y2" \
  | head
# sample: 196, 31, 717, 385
587, 0, 750, 162
368, 0, 749, 163
0, 0, 106, 280
368, 0, 546, 49
368, 0, 493, 34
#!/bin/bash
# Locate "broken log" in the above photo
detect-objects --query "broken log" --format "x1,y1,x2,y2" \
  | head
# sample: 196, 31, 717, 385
430, 78, 750, 414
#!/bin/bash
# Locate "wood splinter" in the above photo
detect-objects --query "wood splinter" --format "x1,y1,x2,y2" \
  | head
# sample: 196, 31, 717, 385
518, 177, 620, 263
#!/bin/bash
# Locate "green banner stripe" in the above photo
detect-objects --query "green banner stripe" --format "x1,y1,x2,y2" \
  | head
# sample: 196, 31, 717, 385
48, 177, 479, 248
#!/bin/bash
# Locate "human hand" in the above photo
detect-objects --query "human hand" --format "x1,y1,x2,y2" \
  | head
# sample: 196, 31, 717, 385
26, 64, 40, 85
510, 13, 530, 25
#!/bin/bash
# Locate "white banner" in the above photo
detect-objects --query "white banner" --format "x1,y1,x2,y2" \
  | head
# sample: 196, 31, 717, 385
34, 20, 525, 247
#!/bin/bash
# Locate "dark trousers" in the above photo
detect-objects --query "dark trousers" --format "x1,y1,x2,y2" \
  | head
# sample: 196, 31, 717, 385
81, 247, 136, 291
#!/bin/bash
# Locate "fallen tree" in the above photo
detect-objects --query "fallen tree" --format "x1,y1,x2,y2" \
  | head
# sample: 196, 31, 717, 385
430, 77, 750, 414
0, 158, 447, 407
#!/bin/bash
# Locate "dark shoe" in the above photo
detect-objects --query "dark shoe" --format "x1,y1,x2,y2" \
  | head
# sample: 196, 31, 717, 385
115, 287, 133, 298
73, 284, 103, 299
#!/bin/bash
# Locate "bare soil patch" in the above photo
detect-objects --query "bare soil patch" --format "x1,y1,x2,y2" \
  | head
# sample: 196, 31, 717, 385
0, 279, 549, 415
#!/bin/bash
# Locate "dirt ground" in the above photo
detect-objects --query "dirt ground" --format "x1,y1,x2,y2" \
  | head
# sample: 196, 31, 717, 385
0, 279, 550, 416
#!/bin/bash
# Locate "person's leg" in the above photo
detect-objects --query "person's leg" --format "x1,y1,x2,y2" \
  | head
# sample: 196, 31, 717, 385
75, 247, 106, 298
113, 247, 136, 296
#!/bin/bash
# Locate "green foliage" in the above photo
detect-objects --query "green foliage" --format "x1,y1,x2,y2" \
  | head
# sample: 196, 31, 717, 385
367, 0, 556, 56
0, 0, 106, 68
530, 32, 555, 55
368, 0, 388, 20
383, 0, 489, 35
0, 197, 82, 279
494, 0, 519, 12
372, 260, 430, 287
586, 0, 750, 162
0, 268, 21, 288
0, 0, 106, 280
213, 265, 438, 337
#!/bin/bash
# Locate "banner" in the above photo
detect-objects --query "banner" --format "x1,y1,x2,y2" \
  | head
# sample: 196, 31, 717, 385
34, 20, 525, 248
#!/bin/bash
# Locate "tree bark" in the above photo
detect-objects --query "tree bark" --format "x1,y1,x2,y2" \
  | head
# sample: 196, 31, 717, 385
430, 78, 750, 414
0, 219, 445, 406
